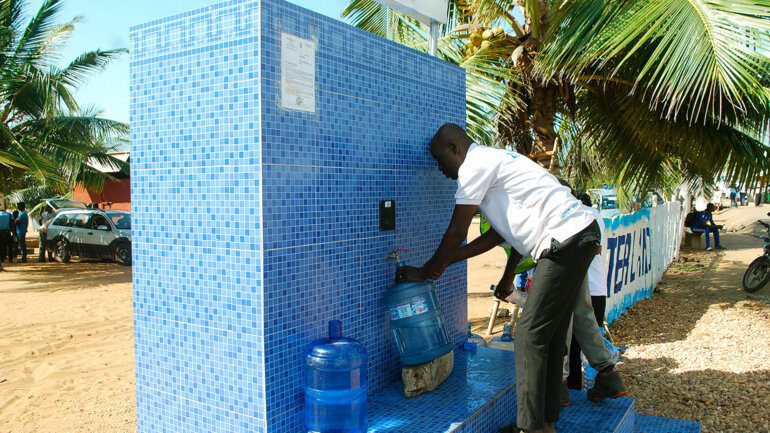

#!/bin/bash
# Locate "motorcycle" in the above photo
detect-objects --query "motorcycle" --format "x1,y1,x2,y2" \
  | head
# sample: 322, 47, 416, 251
742, 212, 770, 292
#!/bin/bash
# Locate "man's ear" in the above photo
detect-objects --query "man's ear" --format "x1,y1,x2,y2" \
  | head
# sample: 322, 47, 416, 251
448, 141, 459, 156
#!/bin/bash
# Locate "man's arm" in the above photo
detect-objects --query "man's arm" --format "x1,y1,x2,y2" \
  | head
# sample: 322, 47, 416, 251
454, 226, 505, 262
422, 204, 478, 278
397, 204, 478, 281
494, 249, 524, 299
707, 214, 719, 228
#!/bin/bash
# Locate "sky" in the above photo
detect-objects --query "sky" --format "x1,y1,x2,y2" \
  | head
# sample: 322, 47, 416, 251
27, 0, 350, 123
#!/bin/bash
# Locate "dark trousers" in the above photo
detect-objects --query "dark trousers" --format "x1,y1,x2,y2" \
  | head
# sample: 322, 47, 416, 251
515, 221, 601, 431
567, 296, 607, 389
17, 233, 26, 260
38, 231, 52, 261
0, 230, 9, 263
8, 233, 16, 260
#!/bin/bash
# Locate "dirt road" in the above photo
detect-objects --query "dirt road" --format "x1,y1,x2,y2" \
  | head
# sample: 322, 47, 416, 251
0, 261, 135, 433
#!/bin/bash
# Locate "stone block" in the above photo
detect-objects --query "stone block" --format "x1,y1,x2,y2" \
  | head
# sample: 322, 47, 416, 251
401, 349, 454, 398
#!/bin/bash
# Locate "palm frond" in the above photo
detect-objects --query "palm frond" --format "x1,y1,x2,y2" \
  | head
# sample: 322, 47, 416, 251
15, 0, 66, 59
524, 0, 540, 38
539, 0, 770, 126
573, 86, 770, 195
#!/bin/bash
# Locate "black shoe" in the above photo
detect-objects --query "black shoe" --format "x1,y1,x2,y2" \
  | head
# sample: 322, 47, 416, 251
587, 367, 628, 401
560, 381, 572, 407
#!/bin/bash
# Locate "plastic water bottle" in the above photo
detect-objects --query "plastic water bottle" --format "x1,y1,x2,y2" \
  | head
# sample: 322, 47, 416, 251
601, 327, 620, 364
464, 322, 487, 352
583, 360, 597, 390
304, 320, 368, 433
505, 289, 527, 307
384, 250, 454, 365
487, 323, 515, 352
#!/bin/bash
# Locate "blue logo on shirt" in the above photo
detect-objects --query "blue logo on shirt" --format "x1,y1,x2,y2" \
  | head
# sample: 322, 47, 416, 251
559, 202, 580, 220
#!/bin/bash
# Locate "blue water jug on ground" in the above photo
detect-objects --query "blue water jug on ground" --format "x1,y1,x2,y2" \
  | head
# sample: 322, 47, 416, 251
304, 320, 368, 433
384, 250, 454, 366
464, 322, 487, 352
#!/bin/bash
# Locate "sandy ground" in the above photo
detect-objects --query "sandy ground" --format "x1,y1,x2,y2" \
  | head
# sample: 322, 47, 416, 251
0, 261, 135, 433
0, 205, 768, 433
611, 205, 770, 433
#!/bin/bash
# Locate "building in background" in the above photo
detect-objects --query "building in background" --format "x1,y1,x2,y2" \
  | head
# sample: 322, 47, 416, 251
73, 152, 131, 211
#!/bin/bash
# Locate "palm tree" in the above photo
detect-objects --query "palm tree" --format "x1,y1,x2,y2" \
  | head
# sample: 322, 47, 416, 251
0, 0, 128, 203
343, 0, 770, 195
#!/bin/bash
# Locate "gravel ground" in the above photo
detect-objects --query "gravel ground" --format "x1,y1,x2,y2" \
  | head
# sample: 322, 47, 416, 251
610, 234, 770, 433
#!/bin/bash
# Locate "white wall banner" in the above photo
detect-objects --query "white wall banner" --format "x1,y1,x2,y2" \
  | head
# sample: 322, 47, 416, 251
374, 0, 448, 25
603, 202, 683, 323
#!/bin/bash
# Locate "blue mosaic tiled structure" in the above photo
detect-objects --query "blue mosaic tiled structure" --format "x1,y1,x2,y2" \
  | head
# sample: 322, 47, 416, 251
130, 0, 465, 431
131, 1, 704, 433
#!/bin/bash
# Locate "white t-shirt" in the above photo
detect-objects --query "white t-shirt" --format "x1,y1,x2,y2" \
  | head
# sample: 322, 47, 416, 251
587, 214, 608, 297
455, 144, 596, 259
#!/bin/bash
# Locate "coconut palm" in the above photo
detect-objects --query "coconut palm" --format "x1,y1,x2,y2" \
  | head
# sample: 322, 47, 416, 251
0, 0, 128, 200
343, 0, 770, 195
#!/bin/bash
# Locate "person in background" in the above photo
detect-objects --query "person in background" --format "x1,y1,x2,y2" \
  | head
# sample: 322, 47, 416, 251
756, 188, 762, 207
692, 203, 723, 251
563, 192, 616, 397
14, 202, 29, 263
0, 207, 11, 271
739, 188, 747, 206
729, 186, 737, 207
9, 209, 18, 262
37, 205, 55, 262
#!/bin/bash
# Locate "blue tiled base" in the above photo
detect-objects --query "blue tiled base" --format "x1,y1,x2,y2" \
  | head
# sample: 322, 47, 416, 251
368, 347, 517, 432
634, 414, 701, 433
368, 347, 701, 433
555, 391, 635, 433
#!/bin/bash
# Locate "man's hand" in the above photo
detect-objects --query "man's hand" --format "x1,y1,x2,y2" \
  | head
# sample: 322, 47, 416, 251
494, 275, 514, 301
396, 266, 428, 283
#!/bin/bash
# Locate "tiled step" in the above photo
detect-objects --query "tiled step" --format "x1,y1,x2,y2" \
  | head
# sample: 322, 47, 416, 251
367, 347, 517, 432
367, 347, 700, 433
557, 390, 635, 433
635, 414, 702, 433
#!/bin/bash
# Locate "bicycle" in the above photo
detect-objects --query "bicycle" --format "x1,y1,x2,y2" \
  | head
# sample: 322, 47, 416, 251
742, 212, 770, 292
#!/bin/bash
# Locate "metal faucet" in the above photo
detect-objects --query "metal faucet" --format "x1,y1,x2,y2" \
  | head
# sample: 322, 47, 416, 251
386, 248, 408, 263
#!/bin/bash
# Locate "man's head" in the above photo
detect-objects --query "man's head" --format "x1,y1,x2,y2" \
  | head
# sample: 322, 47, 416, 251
17, 202, 25, 211
45, 206, 53, 213
706, 203, 715, 213
430, 123, 472, 180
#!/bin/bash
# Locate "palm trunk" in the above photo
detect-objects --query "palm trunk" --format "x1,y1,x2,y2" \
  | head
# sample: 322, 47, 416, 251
529, 84, 560, 174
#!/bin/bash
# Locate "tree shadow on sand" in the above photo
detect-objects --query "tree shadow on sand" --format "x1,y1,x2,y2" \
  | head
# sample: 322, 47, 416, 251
619, 356, 770, 433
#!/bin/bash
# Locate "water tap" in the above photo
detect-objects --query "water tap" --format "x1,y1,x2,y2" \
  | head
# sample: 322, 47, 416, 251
386, 248, 408, 268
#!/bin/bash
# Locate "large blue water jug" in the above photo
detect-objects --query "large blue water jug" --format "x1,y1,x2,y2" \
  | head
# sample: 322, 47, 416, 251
304, 320, 368, 433
384, 251, 454, 366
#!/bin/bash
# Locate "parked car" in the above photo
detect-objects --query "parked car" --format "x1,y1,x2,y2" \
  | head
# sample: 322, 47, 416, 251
587, 188, 621, 218
46, 209, 132, 266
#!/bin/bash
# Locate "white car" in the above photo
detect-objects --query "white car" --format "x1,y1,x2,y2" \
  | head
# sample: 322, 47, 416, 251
46, 209, 132, 266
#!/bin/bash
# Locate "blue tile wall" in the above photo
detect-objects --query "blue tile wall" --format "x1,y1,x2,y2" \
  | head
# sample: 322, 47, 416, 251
131, 0, 466, 431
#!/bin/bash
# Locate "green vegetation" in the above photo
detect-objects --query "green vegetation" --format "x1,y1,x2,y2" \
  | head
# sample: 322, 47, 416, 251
343, 0, 770, 196
0, 0, 128, 206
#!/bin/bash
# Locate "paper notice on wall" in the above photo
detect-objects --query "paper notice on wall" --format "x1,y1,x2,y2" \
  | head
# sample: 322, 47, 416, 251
281, 33, 316, 113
